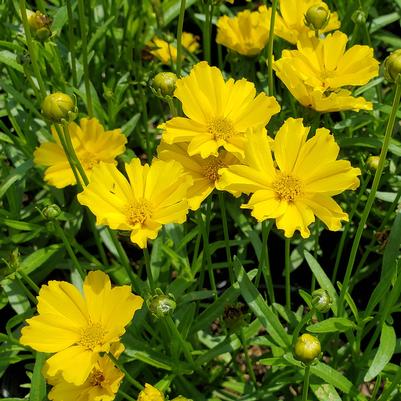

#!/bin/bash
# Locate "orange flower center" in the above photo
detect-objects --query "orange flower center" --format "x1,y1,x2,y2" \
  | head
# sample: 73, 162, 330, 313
79, 323, 106, 350
126, 199, 153, 226
208, 118, 235, 141
89, 369, 106, 387
272, 172, 303, 202
201, 157, 226, 182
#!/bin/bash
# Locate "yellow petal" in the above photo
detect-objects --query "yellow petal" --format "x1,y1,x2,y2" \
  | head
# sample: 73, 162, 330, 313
276, 202, 315, 238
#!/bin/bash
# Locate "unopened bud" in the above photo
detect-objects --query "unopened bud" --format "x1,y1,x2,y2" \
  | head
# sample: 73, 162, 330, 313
148, 293, 176, 318
352, 9, 367, 25
137, 384, 165, 401
304, 3, 330, 31
42, 92, 76, 122
294, 333, 321, 364
42, 204, 61, 220
384, 49, 401, 83
367, 155, 380, 171
151, 72, 177, 97
27, 10, 52, 41
311, 289, 332, 313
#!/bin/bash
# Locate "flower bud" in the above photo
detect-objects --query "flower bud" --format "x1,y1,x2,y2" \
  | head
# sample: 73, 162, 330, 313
367, 155, 380, 171
171, 397, 193, 401
148, 293, 176, 319
42, 204, 61, 220
294, 333, 321, 364
304, 3, 330, 32
151, 72, 177, 97
311, 289, 332, 313
27, 10, 52, 41
352, 9, 367, 25
42, 92, 76, 122
384, 49, 401, 83
137, 384, 165, 401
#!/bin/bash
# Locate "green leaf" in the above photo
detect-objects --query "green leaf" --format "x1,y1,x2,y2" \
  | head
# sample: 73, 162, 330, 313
162, 0, 198, 26
311, 383, 342, 401
234, 257, 290, 348
0, 50, 23, 72
364, 323, 396, 382
0, 160, 33, 200
51, 5, 68, 32
20, 245, 63, 275
310, 361, 354, 394
121, 113, 141, 137
307, 318, 356, 333
29, 352, 47, 401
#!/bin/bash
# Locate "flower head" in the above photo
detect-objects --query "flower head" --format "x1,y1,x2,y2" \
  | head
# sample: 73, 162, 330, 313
157, 141, 240, 210
216, 6, 271, 56
137, 384, 165, 401
294, 333, 321, 364
42, 92, 75, 122
20, 271, 143, 385
217, 118, 361, 238
273, 31, 379, 112
160, 61, 280, 159
34, 118, 127, 188
77, 158, 192, 248
273, 0, 340, 44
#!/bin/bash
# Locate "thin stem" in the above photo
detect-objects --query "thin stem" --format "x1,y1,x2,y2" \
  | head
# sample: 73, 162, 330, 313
261, 220, 275, 304
18, 270, 40, 294
239, 327, 257, 386
176, 0, 186, 77
285, 238, 291, 309
77, 0, 93, 116
66, 0, 78, 87
267, 0, 278, 96
165, 315, 194, 366
218, 192, 234, 285
338, 79, 401, 315
203, 3, 214, 64
143, 247, 154, 290
301, 365, 311, 401
19, 0, 47, 98
107, 353, 144, 391
15, 276, 37, 305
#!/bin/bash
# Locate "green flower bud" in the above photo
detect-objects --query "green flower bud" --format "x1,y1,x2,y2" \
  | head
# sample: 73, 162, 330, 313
42, 92, 76, 122
384, 49, 401, 83
148, 293, 176, 318
27, 10, 52, 41
311, 289, 332, 313
42, 204, 61, 220
352, 9, 367, 25
294, 333, 321, 364
152, 72, 177, 97
367, 155, 380, 171
304, 3, 330, 32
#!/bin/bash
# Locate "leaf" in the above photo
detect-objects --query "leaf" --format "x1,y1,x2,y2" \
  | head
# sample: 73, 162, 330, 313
51, 5, 68, 32
0, 50, 23, 72
370, 12, 400, 33
364, 323, 396, 382
310, 361, 354, 394
234, 257, 290, 348
0, 160, 33, 199
29, 352, 47, 401
121, 113, 141, 137
1, 279, 30, 314
162, 0, 198, 26
306, 318, 356, 333
311, 383, 342, 401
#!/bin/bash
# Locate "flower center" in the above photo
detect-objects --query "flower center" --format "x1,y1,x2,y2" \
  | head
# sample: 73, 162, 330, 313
272, 172, 303, 203
201, 157, 226, 182
80, 152, 99, 170
79, 323, 106, 350
89, 369, 105, 387
208, 118, 235, 141
126, 199, 153, 226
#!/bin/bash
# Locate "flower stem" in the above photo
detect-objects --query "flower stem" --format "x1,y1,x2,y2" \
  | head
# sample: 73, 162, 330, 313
77, 0, 93, 116
203, 3, 214, 64
176, 0, 186, 77
239, 327, 257, 386
18, 269, 40, 294
267, 0, 278, 96
66, 0, 78, 87
260, 220, 275, 304
285, 238, 291, 309
107, 353, 144, 391
143, 247, 154, 290
337, 78, 401, 316
301, 364, 311, 401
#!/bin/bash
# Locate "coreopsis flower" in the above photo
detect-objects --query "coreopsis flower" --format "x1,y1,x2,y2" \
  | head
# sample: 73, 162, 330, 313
148, 32, 199, 64
273, 0, 340, 44
34, 118, 127, 188
19, 271, 143, 385
160, 61, 280, 159
157, 141, 240, 210
46, 344, 125, 401
273, 31, 379, 112
216, 6, 271, 56
137, 384, 165, 401
77, 159, 192, 248
217, 118, 361, 238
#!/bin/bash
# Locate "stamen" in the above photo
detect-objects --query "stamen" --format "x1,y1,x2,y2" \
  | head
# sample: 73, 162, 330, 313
201, 156, 226, 182
89, 369, 105, 387
126, 199, 153, 226
272, 172, 303, 202
79, 323, 106, 350
208, 118, 236, 141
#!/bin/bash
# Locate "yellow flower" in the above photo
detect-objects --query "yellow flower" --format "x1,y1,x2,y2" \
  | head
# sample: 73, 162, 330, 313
19, 271, 143, 385
77, 159, 192, 248
46, 344, 125, 401
217, 118, 361, 238
216, 6, 271, 56
148, 32, 199, 65
157, 141, 240, 210
160, 61, 280, 159
137, 384, 165, 401
34, 118, 127, 188
273, 31, 379, 112
273, 0, 340, 44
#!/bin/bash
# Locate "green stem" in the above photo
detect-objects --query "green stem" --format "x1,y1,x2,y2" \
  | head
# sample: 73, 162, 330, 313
118, 390, 137, 401
337, 79, 401, 316
378, 365, 401, 401
77, 0, 93, 116
203, 3, 214, 64
166, 97, 178, 117
302, 364, 311, 401
176, 0, 186, 77
165, 315, 194, 366
18, 270, 40, 294
267, 0, 278, 96
239, 327, 257, 386
66, 0, 78, 87
260, 220, 275, 304
107, 353, 143, 391
218, 192, 234, 285
143, 247, 154, 290
15, 276, 37, 305
285, 238, 291, 309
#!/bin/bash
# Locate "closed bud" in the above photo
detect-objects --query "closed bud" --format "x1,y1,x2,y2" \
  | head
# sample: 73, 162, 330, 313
148, 292, 176, 319
311, 289, 332, 313
137, 384, 165, 401
294, 333, 321, 364
304, 3, 330, 31
42, 204, 61, 220
42, 92, 76, 122
151, 72, 177, 97
367, 155, 380, 171
27, 10, 52, 41
352, 9, 367, 25
384, 49, 401, 83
